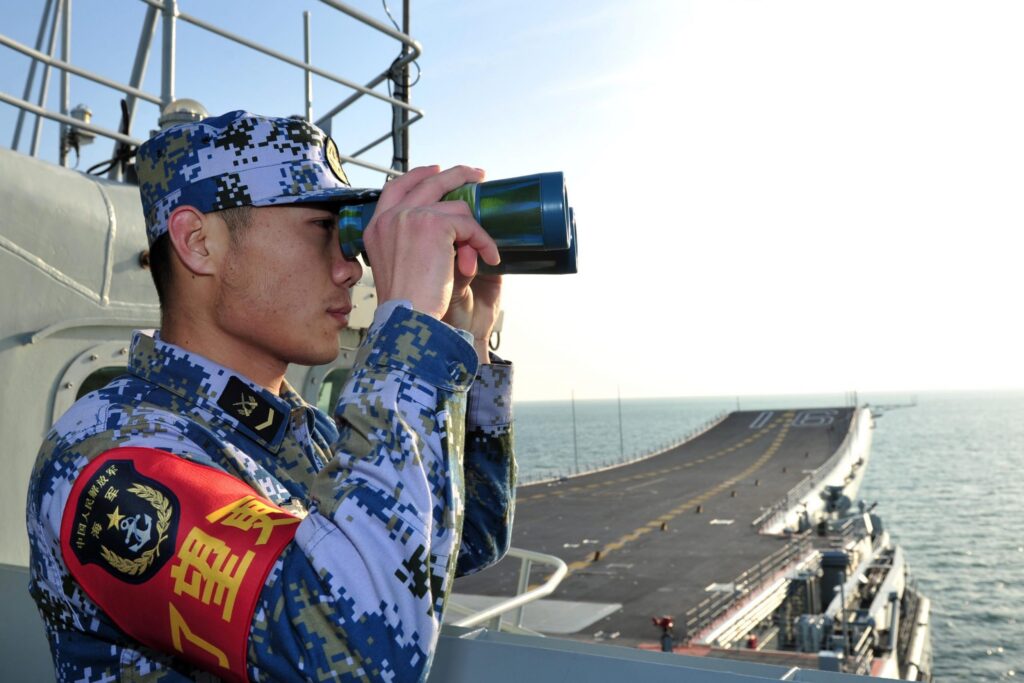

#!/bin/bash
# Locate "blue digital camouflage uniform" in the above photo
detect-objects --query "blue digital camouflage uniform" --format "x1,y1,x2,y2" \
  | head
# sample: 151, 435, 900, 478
27, 300, 515, 682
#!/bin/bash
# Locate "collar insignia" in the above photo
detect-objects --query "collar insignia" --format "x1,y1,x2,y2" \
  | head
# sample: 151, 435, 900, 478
217, 376, 285, 442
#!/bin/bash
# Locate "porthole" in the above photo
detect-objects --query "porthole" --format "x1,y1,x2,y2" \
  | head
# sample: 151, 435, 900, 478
51, 341, 132, 426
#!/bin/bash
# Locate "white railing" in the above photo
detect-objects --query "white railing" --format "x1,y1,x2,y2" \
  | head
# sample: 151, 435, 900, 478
449, 547, 567, 634
518, 410, 729, 486
4, 0, 421, 178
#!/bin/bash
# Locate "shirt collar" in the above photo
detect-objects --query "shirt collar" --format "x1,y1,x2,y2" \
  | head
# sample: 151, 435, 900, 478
127, 330, 292, 452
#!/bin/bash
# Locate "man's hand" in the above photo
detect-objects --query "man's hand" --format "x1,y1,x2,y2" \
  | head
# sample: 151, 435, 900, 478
442, 271, 502, 363
363, 166, 500, 320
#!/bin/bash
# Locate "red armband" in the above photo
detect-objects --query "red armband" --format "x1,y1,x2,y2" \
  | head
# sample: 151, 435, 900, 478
61, 447, 300, 682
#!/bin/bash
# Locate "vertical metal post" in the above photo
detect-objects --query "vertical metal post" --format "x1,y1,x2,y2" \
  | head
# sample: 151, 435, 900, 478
571, 390, 579, 475
617, 385, 624, 461
513, 556, 531, 628
111, 4, 159, 180
401, 0, 410, 167
161, 0, 177, 107
303, 11, 313, 122
390, 0, 411, 171
30, 0, 65, 157
13, 0, 55, 150
123, 6, 159, 130
59, 0, 71, 166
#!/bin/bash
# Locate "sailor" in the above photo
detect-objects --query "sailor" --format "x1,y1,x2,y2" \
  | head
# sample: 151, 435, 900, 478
26, 110, 516, 682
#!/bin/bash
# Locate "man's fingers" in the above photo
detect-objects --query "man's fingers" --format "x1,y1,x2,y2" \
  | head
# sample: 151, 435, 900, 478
373, 165, 441, 213
400, 165, 486, 209
404, 202, 500, 267
454, 220, 501, 267
455, 244, 479, 279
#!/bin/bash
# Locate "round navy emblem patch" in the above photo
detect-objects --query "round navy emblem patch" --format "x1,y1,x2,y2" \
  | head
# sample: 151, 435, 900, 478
69, 459, 180, 584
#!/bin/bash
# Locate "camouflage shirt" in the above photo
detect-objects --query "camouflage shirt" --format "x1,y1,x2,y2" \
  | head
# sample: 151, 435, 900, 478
26, 302, 516, 682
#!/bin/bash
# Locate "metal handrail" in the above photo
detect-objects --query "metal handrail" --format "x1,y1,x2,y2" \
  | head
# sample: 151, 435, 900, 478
314, 0, 422, 127
3, 0, 421, 178
517, 410, 729, 486
683, 534, 812, 642
0, 92, 141, 147
451, 547, 567, 630
137, 0, 421, 114
0, 34, 162, 106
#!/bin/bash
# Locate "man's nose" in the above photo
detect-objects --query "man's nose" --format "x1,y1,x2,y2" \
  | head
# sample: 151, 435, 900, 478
331, 240, 363, 287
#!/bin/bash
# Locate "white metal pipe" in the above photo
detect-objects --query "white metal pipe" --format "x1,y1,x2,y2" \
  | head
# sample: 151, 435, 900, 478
345, 111, 422, 159
314, 0, 423, 126
112, 4, 159, 179
30, 0, 65, 156
59, 0, 71, 166
303, 11, 313, 123
336, 150, 402, 178
123, 6, 160, 122
12, 0, 55, 150
452, 548, 567, 629
318, 0, 421, 53
60, 6, 70, 103
160, 0, 176, 106
513, 555, 532, 628
136, 0, 419, 114
0, 36, 162, 106
0, 92, 141, 148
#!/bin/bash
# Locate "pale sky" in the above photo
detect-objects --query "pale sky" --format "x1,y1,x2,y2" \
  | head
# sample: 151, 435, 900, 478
3, 1, 1024, 401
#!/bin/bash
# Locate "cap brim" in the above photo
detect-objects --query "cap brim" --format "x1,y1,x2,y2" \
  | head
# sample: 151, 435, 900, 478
254, 186, 382, 209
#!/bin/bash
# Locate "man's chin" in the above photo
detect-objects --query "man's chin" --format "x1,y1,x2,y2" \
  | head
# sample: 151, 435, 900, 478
284, 340, 341, 369
297, 350, 341, 368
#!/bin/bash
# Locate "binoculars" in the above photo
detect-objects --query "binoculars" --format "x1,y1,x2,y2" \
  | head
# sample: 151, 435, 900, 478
337, 172, 578, 274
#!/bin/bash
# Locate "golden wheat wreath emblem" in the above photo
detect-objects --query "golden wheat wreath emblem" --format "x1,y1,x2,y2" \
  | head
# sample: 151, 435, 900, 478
100, 483, 172, 576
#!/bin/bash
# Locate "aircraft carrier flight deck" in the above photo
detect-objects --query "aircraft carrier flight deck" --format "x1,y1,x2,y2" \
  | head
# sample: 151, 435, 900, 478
453, 407, 855, 648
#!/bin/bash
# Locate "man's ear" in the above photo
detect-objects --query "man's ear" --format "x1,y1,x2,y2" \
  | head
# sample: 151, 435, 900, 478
166, 206, 223, 276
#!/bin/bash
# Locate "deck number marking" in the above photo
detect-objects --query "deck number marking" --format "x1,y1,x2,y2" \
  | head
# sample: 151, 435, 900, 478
792, 410, 837, 427
749, 411, 774, 429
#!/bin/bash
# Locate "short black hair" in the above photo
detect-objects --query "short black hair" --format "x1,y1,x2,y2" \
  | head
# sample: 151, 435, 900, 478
148, 206, 254, 310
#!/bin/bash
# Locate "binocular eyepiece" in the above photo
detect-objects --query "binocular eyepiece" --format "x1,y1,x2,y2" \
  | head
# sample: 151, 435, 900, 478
338, 172, 578, 275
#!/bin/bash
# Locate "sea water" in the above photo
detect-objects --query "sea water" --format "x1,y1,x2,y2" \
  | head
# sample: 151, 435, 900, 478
512, 391, 1023, 681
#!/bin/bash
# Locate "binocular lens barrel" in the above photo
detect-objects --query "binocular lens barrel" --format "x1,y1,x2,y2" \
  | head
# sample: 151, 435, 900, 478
337, 172, 577, 275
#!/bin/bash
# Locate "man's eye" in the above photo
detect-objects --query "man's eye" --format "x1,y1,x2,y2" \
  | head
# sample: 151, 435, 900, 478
314, 218, 335, 230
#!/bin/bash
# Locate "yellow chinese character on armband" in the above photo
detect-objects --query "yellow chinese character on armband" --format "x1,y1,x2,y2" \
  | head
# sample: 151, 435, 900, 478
90, 522, 102, 539
105, 464, 118, 476
170, 527, 254, 622
168, 603, 228, 669
96, 474, 108, 487
104, 487, 118, 501
206, 495, 299, 546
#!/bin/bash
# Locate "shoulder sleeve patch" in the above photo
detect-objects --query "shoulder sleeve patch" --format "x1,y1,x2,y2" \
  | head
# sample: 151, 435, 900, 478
60, 447, 300, 682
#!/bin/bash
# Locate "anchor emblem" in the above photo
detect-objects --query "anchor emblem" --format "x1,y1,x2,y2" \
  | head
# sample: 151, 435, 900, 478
233, 394, 258, 417
120, 513, 154, 553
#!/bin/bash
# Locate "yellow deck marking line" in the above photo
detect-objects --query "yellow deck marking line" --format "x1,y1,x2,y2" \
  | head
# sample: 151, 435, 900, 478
524, 419, 783, 503
559, 413, 796, 579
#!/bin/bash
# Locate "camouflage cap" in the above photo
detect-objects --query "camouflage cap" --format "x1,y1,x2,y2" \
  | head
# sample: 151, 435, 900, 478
136, 110, 379, 243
